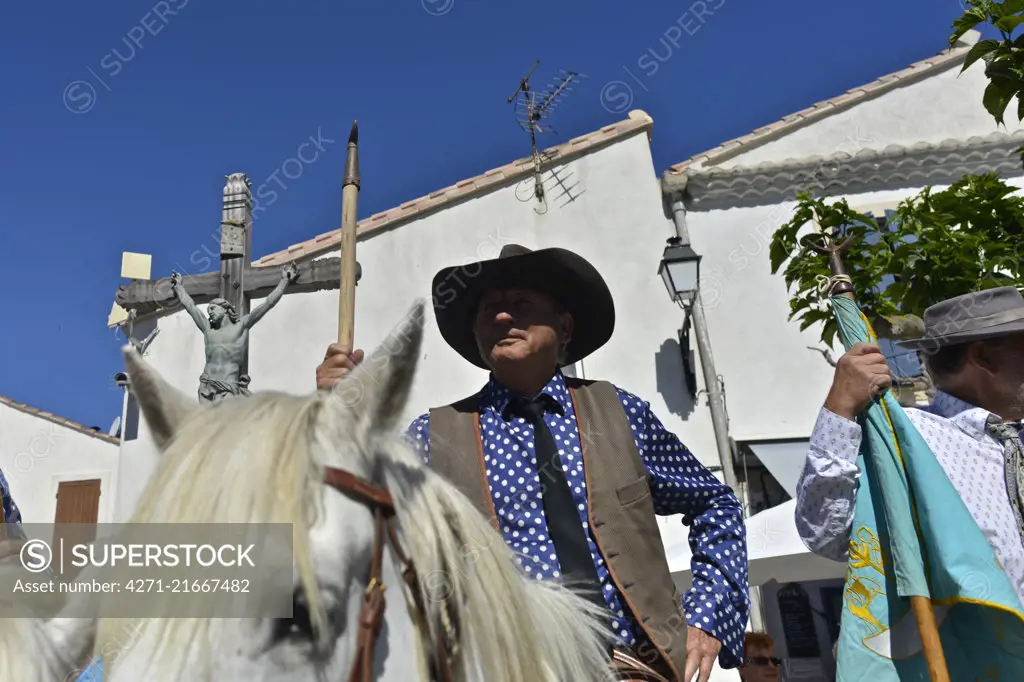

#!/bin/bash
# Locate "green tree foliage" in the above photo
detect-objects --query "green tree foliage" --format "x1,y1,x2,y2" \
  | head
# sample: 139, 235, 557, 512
953, 0, 1024, 124
770, 9, 1024, 352
769, 175, 1024, 348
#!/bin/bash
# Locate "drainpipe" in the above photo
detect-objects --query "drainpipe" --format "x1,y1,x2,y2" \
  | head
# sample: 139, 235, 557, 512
663, 183, 765, 633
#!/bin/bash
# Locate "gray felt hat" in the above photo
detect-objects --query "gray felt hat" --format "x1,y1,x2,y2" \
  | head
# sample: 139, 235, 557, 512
896, 286, 1024, 352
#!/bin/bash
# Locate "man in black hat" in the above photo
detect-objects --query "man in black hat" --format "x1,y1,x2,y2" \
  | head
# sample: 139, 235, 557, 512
316, 245, 749, 682
795, 286, 1024, 605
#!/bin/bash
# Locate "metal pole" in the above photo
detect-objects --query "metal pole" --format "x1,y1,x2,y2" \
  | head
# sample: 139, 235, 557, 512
687, 294, 738, 492
668, 196, 738, 492
669, 194, 764, 634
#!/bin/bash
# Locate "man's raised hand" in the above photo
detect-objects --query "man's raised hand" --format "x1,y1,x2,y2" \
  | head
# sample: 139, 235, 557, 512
824, 342, 893, 420
316, 344, 365, 390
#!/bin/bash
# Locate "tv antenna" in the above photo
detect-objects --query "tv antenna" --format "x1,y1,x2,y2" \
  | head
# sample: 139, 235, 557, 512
508, 60, 585, 213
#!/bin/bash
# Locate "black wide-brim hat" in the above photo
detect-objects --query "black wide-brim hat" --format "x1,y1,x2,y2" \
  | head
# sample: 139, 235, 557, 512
431, 244, 615, 369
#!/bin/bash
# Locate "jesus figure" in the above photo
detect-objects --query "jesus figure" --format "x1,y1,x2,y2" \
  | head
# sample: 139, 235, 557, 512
170, 263, 298, 404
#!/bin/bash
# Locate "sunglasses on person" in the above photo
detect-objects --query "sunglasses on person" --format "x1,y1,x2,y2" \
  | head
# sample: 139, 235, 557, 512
744, 656, 782, 667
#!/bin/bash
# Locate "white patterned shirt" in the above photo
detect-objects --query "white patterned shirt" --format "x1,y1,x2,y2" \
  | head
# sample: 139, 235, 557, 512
796, 390, 1024, 605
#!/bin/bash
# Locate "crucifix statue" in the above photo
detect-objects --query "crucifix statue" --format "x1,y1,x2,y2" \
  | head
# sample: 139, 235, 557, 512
171, 263, 298, 403
115, 172, 359, 403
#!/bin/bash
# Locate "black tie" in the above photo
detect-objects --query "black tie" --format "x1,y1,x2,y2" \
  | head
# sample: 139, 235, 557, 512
506, 396, 606, 609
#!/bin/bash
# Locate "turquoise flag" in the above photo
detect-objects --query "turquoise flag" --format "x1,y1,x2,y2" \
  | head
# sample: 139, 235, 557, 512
830, 295, 1024, 681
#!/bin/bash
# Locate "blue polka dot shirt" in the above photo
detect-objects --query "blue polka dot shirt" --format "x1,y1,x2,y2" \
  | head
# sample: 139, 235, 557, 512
0, 469, 21, 525
406, 370, 750, 668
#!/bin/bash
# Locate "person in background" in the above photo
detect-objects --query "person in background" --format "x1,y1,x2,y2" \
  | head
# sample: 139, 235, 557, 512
738, 632, 781, 681
794, 287, 1024, 606
0, 468, 26, 561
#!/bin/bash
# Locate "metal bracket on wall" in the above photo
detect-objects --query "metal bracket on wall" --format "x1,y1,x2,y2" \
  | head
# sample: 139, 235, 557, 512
677, 313, 698, 399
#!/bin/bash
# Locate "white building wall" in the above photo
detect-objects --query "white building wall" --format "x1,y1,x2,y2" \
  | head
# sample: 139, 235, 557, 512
0, 404, 120, 524
688, 176, 1024, 446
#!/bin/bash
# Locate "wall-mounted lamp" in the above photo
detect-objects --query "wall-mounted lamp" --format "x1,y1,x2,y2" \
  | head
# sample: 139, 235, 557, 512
658, 236, 702, 306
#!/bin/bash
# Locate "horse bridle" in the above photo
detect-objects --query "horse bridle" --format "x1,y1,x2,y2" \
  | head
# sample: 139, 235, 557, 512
321, 466, 456, 682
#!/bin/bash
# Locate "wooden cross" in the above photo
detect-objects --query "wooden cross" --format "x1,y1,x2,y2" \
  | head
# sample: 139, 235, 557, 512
115, 172, 359, 378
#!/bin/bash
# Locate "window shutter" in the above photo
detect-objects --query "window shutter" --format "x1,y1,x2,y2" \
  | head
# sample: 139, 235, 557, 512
52, 479, 102, 580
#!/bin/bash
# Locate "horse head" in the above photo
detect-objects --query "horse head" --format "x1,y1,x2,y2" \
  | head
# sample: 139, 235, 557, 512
89, 299, 612, 682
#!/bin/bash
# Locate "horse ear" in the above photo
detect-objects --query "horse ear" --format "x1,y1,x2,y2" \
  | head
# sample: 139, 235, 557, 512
122, 346, 198, 450
328, 300, 425, 443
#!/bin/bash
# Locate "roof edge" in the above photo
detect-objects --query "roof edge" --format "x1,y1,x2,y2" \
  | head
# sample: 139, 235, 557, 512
664, 30, 982, 177
254, 110, 654, 267
0, 395, 120, 445
680, 129, 1024, 210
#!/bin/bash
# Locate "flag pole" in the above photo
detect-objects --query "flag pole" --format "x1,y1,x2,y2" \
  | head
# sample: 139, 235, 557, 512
338, 121, 360, 348
808, 232, 951, 682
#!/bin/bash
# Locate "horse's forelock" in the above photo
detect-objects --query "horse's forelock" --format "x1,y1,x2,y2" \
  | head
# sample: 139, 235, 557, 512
93, 390, 333, 674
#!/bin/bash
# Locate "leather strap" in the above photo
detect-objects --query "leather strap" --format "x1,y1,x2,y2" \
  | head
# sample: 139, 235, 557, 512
323, 467, 395, 510
322, 465, 456, 682
347, 506, 388, 682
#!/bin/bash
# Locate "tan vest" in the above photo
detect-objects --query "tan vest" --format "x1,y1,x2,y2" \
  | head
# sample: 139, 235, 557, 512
428, 377, 688, 681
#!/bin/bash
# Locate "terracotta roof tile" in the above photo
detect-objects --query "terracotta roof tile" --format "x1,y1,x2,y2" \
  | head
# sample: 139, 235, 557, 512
473, 173, 506, 191
0, 395, 119, 444
254, 109, 654, 267
665, 31, 981, 177
827, 91, 864, 108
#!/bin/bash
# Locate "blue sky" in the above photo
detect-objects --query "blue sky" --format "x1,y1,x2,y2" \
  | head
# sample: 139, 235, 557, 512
0, 0, 988, 430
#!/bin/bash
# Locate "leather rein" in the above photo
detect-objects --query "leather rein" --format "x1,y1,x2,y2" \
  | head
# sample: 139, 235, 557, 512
321, 466, 456, 682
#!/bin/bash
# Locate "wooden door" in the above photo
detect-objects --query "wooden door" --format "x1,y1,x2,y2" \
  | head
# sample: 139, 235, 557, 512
52, 479, 101, 579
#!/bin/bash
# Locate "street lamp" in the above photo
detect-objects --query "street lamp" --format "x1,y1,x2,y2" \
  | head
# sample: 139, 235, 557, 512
660, 193, 761, 629
658, 236, 702, 305
656, 233, 738, 495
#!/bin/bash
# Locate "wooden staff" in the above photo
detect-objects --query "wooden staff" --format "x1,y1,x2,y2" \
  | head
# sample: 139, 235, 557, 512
338, 121, 360, 347
807, 232, 950, 682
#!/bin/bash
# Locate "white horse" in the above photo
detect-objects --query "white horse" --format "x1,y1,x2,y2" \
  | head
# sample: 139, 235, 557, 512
4, 300, 615, 681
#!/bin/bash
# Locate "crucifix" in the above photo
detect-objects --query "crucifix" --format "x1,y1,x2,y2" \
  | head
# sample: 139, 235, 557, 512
115, 172, 360, 403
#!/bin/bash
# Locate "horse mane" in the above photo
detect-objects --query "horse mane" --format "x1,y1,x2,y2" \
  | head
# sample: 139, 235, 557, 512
93, 391, 325, 675
93, 387, 613, 681
378, 436, 614, 682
